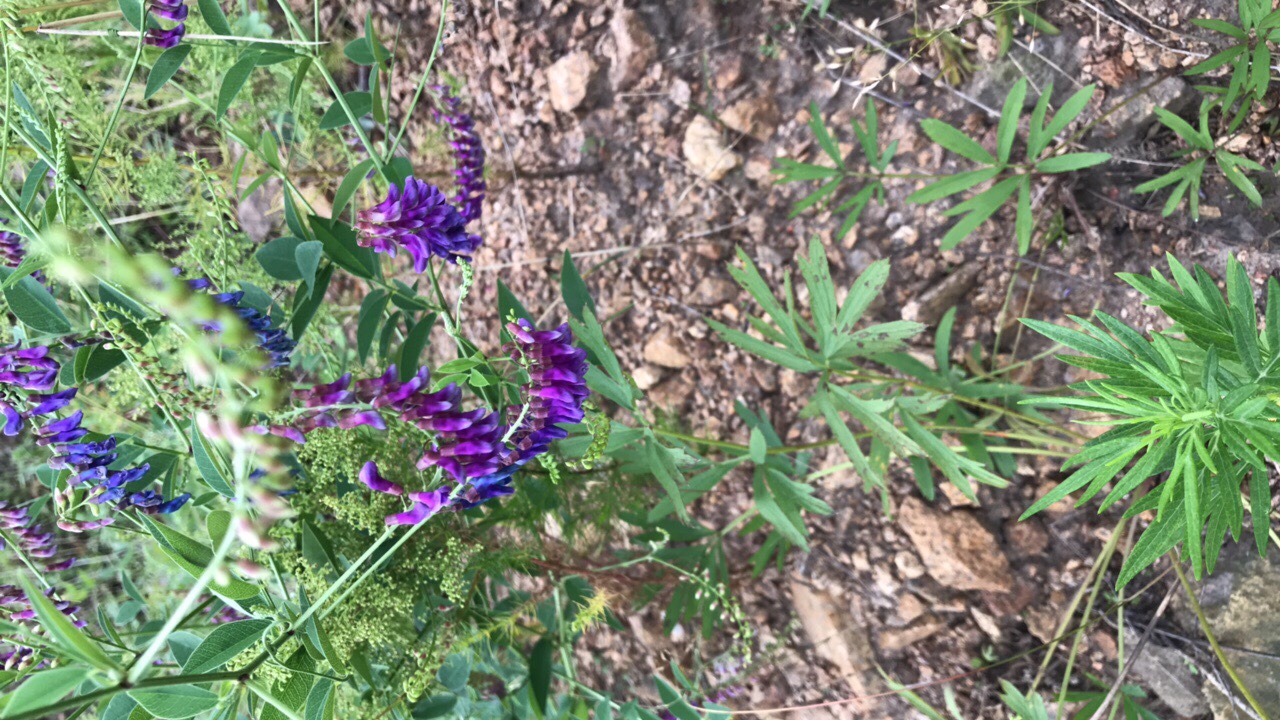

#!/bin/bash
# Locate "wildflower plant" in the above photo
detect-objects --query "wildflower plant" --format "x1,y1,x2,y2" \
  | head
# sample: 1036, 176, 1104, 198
1, 0, 1277, 718
1023, 255, 1279, 586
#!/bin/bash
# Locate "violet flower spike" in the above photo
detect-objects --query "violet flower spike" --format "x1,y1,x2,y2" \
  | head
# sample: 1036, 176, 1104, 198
149, 0, 188, 21
432, 86, 487, 226
356, 177, 478, 269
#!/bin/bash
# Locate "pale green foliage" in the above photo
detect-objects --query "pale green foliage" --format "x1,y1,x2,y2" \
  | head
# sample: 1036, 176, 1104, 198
1024, 255, 1279, 585
710, 238, 1006, 510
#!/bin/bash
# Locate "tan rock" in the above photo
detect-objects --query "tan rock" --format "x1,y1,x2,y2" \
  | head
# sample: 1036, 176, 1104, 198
682, 116, 740, 181
897, 593, 926, 623
608, 6, 657, 91
693, 277, 737, 305
547, 51, 595, 112
893, 550, 926, 579
879, 615, 946, 652
897, 497, 1013, 593
791, 581, 880, 711
643, 331, 692, 369
722, 96, 781, 141
632, 364, 664, 390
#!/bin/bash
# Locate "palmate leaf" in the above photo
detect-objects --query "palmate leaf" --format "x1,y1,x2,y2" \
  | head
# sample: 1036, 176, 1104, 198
712, 246, 910, 370
777, 99, 893, 239
1029, 255, 1279, 585
911, 80, 1105, 251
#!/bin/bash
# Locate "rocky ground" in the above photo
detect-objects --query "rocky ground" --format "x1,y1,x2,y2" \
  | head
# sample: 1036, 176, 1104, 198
310, 0, 1280, 717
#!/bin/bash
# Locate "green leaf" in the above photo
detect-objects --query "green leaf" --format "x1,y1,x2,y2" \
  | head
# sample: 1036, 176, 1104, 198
318, 92, 373, 131
1154, 107, 1210, 150
398, 313, 437, 380
217, 52, 260, 119
1035, 152, 1111, 173
356, 290, 389, 363
529, 638, 553, 713
920, 118, 995, 164
1, 667, 87, 718
291, 264, 334, 339
191, 422, 234, 497
260, 649, 315, 720
995, 78, 1027, 163
654, 677, 701, 720
560, 251, 596, 322
1249, 469, 1270, 555
304, 679, 335, 720
138, 515, 260, 600
1015, 177, 1032, 255
295, 241, 324, 294
145, 44, 193, 99
343, 36, 391, 66
906, 167, 1001, 204
309, 217, 377, 279
1038, 84, 1097, 157
807, 102, 845, 168
748, 427, 767, 464
3, 273, 70, 335
1191, 17, 1247, 38
197, 0, 233, 37
646, 436, 689, 521
118, 0, 144, 28
835, 258, 889, 333
128, 686, 219, 719
255, 236, 305, 281
1186, 46, 1246, 76
18, 576, 118, 671
332, 159, 375, 219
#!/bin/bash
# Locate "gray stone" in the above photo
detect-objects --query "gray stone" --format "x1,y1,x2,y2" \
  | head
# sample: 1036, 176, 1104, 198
1123, 628, 1210, 718
965, 33, 1083, 111
1101, 76, 1196, 148
1187, 540, 1280, 718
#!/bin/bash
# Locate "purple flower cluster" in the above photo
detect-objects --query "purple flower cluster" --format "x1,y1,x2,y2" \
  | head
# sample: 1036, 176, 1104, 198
433, 86, 486, 225
0, 502, 78, 575
0, 224, 45, 284
0, 344, 189, 516
250, 373, 386, 444
184, 276, 296, 368
356, 177, 478, 269
145, 1, 187, 48
505, 320, 589, 459
359, 319, 588, 524
1, 501, 84, 670
0, 227, 22, 269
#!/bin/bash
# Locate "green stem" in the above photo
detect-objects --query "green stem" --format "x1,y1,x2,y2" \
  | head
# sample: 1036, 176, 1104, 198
5, 670, 246, 720
387, 0, 449, 156
127, 505, 243, 682
85, 32, 144, 183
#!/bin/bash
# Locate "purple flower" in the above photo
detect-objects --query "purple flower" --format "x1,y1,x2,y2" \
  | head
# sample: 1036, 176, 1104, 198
184, 279, 296, 368
506, 319, 589, 458
126, 490, 191, 515
358, 461, 403, 495
149, 0, 188, 21
144, 24, 186, 49
356, 178, 478, 269
385, 488, 449, 525
432, 86, 487, 226
0, 344, 59, 394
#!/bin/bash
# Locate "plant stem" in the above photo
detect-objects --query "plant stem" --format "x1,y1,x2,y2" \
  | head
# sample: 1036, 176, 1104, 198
5, 670, 245, 720
127, 507, 242, 682
1171, 557, 1270, 719
84, 28, 143, 183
